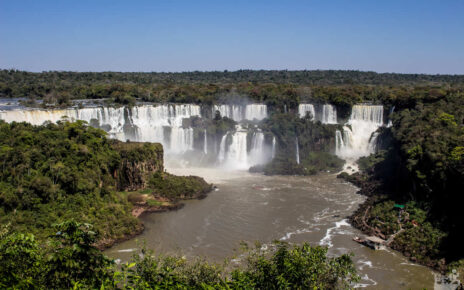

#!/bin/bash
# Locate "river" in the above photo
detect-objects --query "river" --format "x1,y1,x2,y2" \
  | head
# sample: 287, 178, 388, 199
106, 167, 434, 289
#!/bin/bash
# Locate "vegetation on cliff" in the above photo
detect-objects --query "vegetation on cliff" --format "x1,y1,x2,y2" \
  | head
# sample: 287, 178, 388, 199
114, 142, 164, 191
0, 120, 212, 246
0, 120, 141, 242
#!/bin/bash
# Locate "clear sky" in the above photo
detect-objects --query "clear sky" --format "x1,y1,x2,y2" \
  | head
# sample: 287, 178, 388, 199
1, 0, 463, 74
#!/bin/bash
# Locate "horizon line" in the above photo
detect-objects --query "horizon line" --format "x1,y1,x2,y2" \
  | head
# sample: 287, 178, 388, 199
1, 68, 463, 77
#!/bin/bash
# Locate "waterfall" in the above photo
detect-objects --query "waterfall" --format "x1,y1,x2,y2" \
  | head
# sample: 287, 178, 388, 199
335, 105, 384, 160
321, 105, 337, 124
295, 137, 300, 164
203, 129, 208, 154
221, 127, 249, 170
218, 135, 227, 163
245, 104, 267, 121
335, 130, 345, 156
212, 104, 267, 122
387, 105, 395, 127
248, 131, 266, 166
298, 104, 315, 120
212, 105, 243, 121
169, 127, 194, 154
0, 104, 275, 168
298, 104, 337, 124
271, 137, 276, 159
0, 104, 201, 154
217, 127, 271, 169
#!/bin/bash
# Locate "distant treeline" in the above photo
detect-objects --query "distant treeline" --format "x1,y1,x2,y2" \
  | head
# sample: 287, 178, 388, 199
1, 69, 463, 109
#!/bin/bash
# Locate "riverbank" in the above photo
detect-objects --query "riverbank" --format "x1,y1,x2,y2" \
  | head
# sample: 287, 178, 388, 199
338, 171, 460, 274
96, 174, 214, 250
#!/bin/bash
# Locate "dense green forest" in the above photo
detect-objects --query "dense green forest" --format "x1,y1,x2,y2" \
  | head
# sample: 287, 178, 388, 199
0, 120, 211, 246
1, 69, 463, 111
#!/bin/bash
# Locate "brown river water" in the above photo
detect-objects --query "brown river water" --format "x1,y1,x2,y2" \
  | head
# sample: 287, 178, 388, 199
106, 167, 434, 289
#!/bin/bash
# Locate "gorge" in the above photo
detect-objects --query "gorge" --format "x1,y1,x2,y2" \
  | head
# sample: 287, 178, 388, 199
0, 100, 437, 287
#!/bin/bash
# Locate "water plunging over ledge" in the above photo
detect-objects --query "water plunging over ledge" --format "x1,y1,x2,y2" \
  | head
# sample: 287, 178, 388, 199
335, 105, 384, 172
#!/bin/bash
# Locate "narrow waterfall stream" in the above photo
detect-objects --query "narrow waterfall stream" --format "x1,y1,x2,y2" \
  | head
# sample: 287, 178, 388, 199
295, 137, 300, 164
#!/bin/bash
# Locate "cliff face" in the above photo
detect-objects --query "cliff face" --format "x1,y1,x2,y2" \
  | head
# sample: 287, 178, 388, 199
112, 141, 164, 191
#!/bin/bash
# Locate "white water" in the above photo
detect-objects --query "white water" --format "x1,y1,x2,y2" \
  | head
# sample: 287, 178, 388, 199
218, 126, 270, 170
298, 104, 315, 120
387, 105, 395, 127
271, 137, 276, 159
212, 104, 267, 122
203, 130, 208, 154
249, 131, 266, 166
335, 105, 384, 161
295, 137, 300, 164
321, 104, 337, 124
298, 104, 337, 124
0, 104, 201, 154
219, 126, 249, 170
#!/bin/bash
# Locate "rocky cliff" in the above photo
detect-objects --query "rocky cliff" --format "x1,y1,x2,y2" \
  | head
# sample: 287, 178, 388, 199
112, 141, 164, 191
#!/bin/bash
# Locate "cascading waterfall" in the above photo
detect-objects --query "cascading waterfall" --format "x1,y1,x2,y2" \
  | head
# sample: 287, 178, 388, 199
335, 105, 384, 160
335, 130, 345, 156
245, 104, 267, 121
212, 104, 267, 122
298, 104, 337, 124
212, 105, 243, 121
218, 135, 227, 163
295, 137, 300, 164
203, 129, 208, 154
387, 105, 395, 127
271, 137, 276, 159
218, 127, 271, 170
219, 126, 249, 170
0, 103, 273, 168
321, 105, 337, 124
248, 131, 266, 166
298, 104, 316, 120
0, 104, 201, 154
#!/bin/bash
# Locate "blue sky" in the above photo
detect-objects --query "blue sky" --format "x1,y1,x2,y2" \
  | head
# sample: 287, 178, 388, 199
1, 0, 463, 73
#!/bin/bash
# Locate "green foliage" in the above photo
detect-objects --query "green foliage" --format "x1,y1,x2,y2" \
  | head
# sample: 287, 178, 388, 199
257, 152, 344, 176
256, 112, 342, 175
0, 221, 114, 289
44, 221, 114, 289
392, 222, 447, 265
366, 200, 400, 235
149, 172, 212, 200
0, 222, 359, 289
230, 242, 359, 289
0, 232, 40, 289
3, 70, 462, 112
0, 121, 141, 242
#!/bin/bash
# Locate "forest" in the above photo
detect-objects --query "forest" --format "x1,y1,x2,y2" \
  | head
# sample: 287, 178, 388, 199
1, 69, 463, 112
